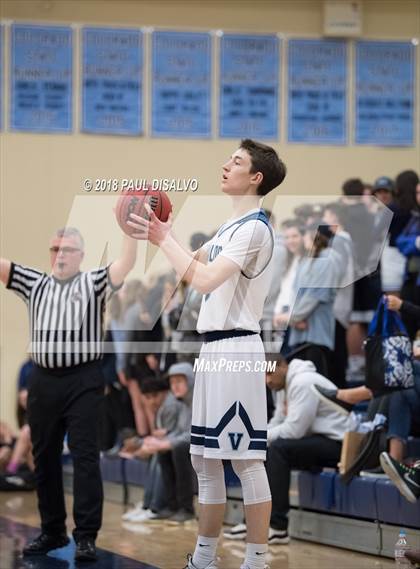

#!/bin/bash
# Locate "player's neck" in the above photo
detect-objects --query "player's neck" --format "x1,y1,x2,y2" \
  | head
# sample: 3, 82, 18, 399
230, 195, 262, 219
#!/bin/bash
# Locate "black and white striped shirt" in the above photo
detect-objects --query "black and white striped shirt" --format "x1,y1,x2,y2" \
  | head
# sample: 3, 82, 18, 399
7, 263, 116, 369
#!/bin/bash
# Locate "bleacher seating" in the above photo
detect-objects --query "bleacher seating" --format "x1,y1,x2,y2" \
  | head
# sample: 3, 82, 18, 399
94, 439, 420, 558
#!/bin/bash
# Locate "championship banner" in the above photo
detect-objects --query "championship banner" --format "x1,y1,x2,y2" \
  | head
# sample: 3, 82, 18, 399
82, 27, 143, 135
288, 38, 347, 144
219, 33, 279, 139
151, 30, 211, 138
355, 40, 415, 146
11, 24, 73, 132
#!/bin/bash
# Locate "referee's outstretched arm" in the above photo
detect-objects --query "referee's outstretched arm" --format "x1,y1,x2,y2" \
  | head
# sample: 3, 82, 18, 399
108, 234, 138, 288
0, 258, 11, 285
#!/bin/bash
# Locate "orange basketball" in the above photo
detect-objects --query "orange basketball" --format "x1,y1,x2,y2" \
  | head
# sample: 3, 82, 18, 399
115, 187, 172, 237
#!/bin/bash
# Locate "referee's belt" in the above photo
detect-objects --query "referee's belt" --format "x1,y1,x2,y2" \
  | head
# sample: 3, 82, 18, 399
202, 330, 257, 343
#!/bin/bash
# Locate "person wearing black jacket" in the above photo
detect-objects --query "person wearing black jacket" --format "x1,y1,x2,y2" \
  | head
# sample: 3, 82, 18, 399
387, 295, 420, 322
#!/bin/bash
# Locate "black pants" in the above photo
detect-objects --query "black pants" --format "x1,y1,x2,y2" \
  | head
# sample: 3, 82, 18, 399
266, 436, 342, 530
157, 441, 195, 512
331, 321, 348, 389
27, 362, 104, 541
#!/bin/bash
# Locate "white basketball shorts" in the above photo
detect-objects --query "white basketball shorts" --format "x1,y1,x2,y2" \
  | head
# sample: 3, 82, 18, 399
190, 334, 268, 460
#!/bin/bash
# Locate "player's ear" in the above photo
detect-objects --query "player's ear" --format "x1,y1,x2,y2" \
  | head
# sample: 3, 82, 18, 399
250, 171, 263, 187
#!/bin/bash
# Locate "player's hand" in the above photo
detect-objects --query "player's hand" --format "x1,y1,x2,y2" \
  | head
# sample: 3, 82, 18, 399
386, 295, 402, 311
293, 320, 307, 330
128, 204, 173, 245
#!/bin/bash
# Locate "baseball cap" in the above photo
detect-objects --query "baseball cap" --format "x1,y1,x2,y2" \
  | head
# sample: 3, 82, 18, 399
373, 176, 394, 193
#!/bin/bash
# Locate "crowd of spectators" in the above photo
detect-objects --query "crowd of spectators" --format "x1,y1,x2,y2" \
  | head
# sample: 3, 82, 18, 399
1, 168, 419, 541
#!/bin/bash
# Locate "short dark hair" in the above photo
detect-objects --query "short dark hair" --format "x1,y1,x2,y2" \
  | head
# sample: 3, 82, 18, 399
342, 178, 364, 196
265, 352, 287, 369
141, 377, 169, 395
240, 139, 287, 196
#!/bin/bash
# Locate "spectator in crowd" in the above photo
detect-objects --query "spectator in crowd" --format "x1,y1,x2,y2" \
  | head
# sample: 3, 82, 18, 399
380, 454, 420, 505
0, 422, 16, 472
100, 308, 136, 451
156, 362, 195, 523
116, 279, 167, 437
275, 224, 338, 378
393, 170, 419, 247
272, 220, 305, 354
0, 424, 35, 491
121, 366, 195, 523
372, 176, 395, 207
323, 203, 354, 388
121, 377, 177, 523
396, 173, 420, 338
224, 354, 349, 543
341, 178, 382, 380
314, 294, 420, 466
371, 175, 407, 294
16, 358, 34, 428
0, 359, 37, 491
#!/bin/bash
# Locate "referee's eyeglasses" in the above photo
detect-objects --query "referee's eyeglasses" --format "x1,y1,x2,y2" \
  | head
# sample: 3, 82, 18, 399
49, 246, 81, 255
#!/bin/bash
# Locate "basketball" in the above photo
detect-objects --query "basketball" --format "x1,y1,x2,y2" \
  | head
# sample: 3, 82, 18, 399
115, 187, 172, 237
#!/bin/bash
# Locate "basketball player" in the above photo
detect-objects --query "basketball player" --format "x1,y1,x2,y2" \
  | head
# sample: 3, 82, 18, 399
0, 225, 137, 562
128, 139, 287, 569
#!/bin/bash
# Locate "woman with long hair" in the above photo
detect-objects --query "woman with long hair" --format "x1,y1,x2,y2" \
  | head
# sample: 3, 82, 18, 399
273, 220, 305, 352
276, 223, 339, 378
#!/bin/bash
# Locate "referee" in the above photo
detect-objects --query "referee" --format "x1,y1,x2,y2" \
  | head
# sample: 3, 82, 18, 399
0, 225, 137, 562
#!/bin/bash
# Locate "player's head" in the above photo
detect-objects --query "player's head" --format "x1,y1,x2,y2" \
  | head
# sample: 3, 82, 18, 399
265, 353, 288, 391
221, 139, 286, 197
50, 227, 84, 280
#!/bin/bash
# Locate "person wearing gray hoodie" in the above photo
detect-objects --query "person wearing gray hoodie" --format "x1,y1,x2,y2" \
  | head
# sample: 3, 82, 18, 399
156, 362, 196, 523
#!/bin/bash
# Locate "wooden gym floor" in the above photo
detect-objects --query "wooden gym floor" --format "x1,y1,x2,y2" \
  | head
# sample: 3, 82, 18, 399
0, 493, 395, 569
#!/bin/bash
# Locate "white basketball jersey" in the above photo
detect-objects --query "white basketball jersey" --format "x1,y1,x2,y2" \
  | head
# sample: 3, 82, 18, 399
196, 208, 274, 333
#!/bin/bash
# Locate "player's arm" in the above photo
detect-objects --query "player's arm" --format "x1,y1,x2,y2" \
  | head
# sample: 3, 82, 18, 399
161, 235, 239, 294
127, 210, 238, 294
0, 258, 11, 286
108, 235, 138, 288
171, 231, 209, 264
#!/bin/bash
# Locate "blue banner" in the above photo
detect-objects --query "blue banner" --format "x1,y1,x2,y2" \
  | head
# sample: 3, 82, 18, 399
0, 25, 3, 130
288, 39, 347, 144
219, 34, 279, 139
82, 27, 143, 135
152, 30, 211, 138
355, 41, 415, 146
11, 24, 72, 132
